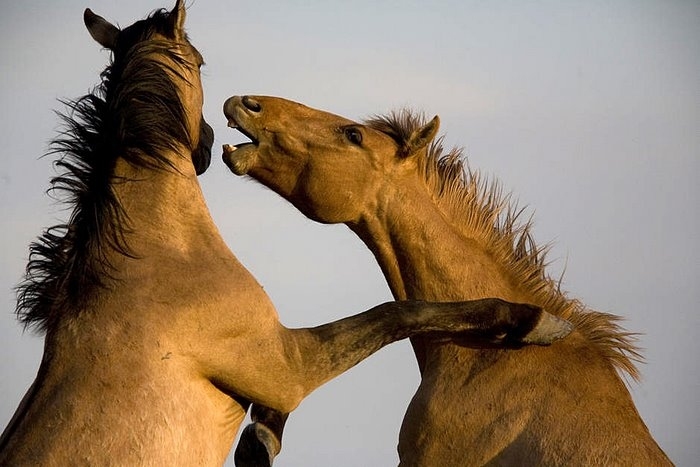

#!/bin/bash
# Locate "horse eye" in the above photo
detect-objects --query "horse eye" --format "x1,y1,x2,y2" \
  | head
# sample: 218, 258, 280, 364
344, 127, 363, 146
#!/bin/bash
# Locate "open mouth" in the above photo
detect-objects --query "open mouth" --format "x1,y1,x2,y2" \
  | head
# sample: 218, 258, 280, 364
222, 118, 260, 176
224, 115, 259, 149
228, 118, 258, 144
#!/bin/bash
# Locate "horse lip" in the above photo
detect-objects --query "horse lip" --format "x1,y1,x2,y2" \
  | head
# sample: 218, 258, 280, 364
222, 142, 258, 176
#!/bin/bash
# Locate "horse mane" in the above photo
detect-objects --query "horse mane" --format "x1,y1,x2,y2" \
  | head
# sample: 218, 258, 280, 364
16, 9, 195, 334
365, 109, 642, 381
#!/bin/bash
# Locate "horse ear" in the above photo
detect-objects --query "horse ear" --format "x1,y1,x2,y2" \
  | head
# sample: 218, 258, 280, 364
169, 0, 187, 39
84, 9, 119, 50
403, 115, 440, 158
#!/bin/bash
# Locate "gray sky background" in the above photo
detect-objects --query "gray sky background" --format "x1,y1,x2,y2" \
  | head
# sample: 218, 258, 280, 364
1, 1, 698, 465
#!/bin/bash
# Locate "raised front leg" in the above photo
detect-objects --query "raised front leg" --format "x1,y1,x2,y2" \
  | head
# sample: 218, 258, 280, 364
233, 299, 572, 466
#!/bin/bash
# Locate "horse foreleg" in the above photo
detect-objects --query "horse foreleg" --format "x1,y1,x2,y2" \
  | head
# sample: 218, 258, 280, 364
234, 406, 288, 467
231, 299, 572, 466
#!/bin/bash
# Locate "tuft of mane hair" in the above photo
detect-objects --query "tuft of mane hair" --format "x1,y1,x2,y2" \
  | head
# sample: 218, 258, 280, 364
365, 109, 643, 381
15, 9, 197, 334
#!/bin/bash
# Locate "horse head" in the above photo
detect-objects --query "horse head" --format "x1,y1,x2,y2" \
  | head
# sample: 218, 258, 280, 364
85, 0, 212, 175
222, 95, 439, 224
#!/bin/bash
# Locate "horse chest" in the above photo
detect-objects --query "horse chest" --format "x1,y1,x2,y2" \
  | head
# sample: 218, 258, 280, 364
398, 344, 540, 465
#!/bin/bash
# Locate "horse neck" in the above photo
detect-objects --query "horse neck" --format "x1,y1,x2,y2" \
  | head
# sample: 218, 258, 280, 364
0, 151, 243, 464
111, 150, 223, 264
351, 176, 532, 372
351, 177, 525, 304
96, 148, 236, 320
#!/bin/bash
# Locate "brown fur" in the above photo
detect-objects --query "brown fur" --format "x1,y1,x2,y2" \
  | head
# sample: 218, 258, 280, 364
223, 95, 671, 466
367, 110, 642, 381
0, 6, 571, 465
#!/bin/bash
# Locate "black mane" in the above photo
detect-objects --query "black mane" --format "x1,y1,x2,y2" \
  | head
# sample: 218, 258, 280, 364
16, 9, 200, 333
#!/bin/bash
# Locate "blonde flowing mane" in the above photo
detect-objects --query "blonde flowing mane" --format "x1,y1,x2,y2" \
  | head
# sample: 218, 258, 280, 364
366, 109, 642, 380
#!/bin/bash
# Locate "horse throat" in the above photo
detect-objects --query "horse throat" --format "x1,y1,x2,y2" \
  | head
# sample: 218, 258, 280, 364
93, 149, 234, 314
110, 151, 214, 256
352, 185, 524, 305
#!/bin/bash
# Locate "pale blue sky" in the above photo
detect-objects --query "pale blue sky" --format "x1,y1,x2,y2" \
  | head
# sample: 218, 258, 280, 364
1, 1, 698, 465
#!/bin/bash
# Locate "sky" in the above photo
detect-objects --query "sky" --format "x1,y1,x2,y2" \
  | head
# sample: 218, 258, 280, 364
1, 1, 698, 465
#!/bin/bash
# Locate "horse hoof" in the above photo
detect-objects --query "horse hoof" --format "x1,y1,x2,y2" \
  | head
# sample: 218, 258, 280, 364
521, 312, 574, 345
234, 422, 280, 467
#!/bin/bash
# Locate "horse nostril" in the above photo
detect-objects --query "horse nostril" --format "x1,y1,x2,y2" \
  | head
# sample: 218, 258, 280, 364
241, 96, 262, 113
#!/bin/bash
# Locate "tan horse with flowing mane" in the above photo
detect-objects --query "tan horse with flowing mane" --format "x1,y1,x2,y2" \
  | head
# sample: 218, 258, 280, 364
222, 95, 672, 466
0, 4, 574, 466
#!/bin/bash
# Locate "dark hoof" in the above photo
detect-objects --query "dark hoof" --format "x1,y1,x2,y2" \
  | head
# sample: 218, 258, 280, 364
521, 312, 574, 345
234, 423, 280, 467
